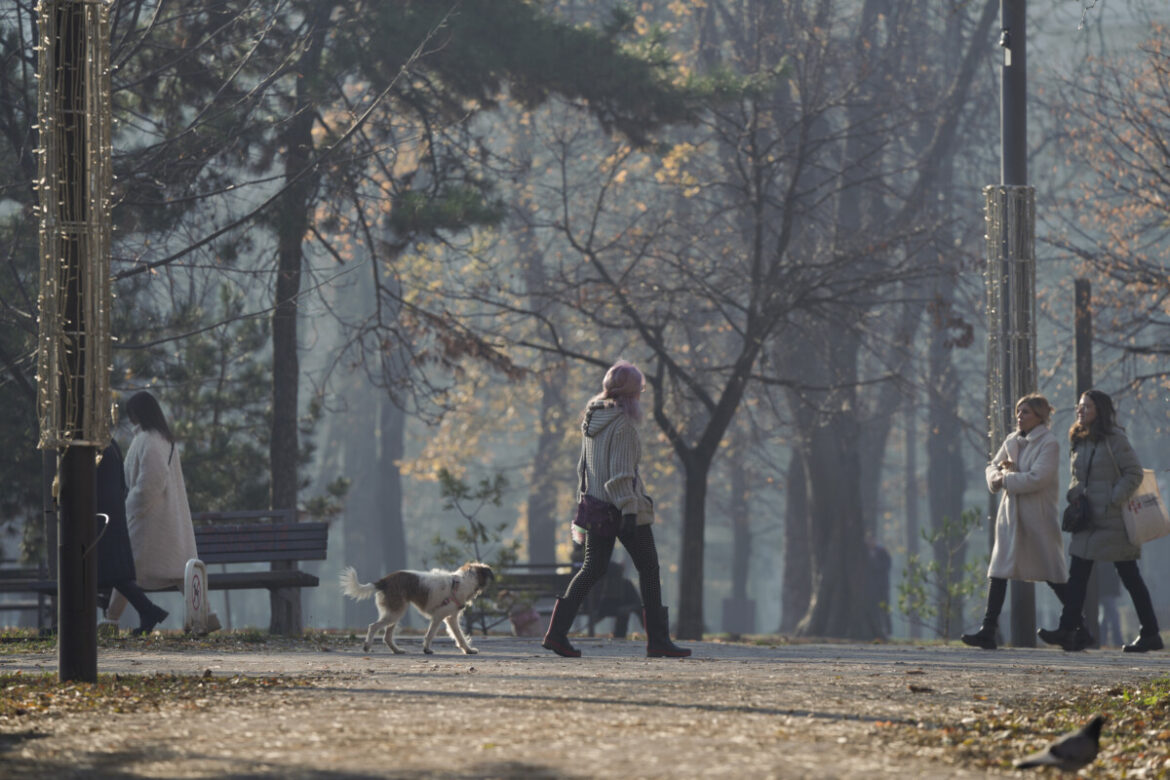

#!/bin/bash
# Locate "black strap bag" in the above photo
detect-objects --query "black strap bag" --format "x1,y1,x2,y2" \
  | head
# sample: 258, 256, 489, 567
1061, 444, 1096, 533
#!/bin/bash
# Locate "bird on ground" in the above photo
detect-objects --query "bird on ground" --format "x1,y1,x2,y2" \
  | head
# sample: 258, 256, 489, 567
1014, 714, 1106, 772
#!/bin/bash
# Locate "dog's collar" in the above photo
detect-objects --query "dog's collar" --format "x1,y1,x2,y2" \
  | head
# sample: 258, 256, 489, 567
439, 576, 464, 609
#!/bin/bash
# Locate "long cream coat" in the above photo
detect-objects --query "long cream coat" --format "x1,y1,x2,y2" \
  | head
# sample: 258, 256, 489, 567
985, 425, 1068, 582
123, 428, 198, 589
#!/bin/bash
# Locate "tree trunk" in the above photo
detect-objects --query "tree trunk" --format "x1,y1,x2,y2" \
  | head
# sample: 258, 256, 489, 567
341, 395, 378, 630
925, 5, 968, 639
527, 371, 565, 563
338, 393, 406, 629
269, 8, 332, 635
675, 453, 712, 640
791, 323, 874, 639
796, 398, 872, 639
722, 439, 754, 633
780, 449, 809, 633
904, 395, 921, 639
927, 295, 966, 637
729, 448, 750, 603
378, 395, 407, 574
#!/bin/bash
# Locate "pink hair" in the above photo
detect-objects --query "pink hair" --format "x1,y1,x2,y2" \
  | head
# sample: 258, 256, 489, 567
587, 360, 644, 421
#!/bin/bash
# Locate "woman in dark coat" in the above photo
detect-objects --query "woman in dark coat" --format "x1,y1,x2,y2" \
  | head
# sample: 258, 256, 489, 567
97, 440, 169, 635
1038, 389, 1161, 653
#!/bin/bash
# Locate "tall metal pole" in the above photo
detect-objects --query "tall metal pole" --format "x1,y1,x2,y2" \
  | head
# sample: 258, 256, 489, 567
1001, 1, 1027, 187
37, 0, 113, 681
1074, 279, 1099, 644
52, 0, 97, 682
985, 0, 1037, 647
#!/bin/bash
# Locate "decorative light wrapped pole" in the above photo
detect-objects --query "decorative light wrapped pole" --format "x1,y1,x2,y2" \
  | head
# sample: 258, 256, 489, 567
985, 0, 1036, 648
36, 0, 113, 682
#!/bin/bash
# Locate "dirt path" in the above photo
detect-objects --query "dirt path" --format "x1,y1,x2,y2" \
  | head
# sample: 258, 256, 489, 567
2, 636, 1167, 778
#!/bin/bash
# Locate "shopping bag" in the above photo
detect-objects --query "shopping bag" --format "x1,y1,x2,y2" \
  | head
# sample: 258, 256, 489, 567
1121, 469, 1170, 546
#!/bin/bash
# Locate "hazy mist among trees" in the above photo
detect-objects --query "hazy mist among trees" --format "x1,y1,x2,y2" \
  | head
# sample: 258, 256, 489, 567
2, 0, 1169, 640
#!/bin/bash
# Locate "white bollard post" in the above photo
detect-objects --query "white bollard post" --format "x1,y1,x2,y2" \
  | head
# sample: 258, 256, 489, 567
183, 558, 209, 634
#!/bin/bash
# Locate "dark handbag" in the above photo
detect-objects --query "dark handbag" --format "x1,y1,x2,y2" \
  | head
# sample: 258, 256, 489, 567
1061, 443, 1097, 533
573, 494, 622, 536
1061, 493, 1092, 533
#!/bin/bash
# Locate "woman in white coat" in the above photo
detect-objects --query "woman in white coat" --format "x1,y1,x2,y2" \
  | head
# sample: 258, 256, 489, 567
961, 394, 1086, 650
104, 391, 198, 632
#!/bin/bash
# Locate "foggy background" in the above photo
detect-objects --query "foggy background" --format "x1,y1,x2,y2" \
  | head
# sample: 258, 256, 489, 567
2, 0, 1169, 641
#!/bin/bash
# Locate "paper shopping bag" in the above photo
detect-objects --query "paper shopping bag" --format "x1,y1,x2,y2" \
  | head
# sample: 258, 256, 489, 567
1122, 469, 1170, 546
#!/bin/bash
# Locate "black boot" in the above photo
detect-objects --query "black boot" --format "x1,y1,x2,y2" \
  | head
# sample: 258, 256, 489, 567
644, 607, 691, 658
1037, 626, 1082, 652
1120, 568, 1161, 653
1123, 630, 1164, 653
131, 604, 169, 637
542, 597, 581, 657
1072, 623, 1096, 651
960, 622, 997, 650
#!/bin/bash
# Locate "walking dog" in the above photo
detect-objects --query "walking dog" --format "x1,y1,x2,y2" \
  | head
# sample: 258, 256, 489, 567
340, 563, 494, 655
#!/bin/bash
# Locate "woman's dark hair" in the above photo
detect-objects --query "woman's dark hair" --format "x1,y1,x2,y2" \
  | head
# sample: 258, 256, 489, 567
125, 391, 174, 443
1069, 388, 1120, 444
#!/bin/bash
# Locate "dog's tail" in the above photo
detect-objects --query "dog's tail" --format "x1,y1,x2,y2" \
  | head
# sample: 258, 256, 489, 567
339, 566, 377, 601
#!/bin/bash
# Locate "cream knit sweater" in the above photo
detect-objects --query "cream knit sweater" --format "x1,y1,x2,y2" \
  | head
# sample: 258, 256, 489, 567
577, 402, 653, 524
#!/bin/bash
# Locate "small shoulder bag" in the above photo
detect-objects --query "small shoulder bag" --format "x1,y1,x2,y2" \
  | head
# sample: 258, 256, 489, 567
1061, 442, 1095, 533
572, 439, 622, 537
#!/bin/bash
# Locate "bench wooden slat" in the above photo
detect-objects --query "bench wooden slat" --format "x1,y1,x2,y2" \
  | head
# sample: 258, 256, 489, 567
192, 510, 296, 523
198, 549, 326, 565
193, 523, 328, 565
207, 570, 319, 590
0, 579, 56, 594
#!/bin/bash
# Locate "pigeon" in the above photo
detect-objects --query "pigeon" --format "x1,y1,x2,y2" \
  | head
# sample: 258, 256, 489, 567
1014, 715, 1106, 772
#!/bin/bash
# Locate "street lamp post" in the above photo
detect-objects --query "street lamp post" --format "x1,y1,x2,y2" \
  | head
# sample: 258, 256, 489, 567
985, 0, 1037, 647
36, 0, 113, 682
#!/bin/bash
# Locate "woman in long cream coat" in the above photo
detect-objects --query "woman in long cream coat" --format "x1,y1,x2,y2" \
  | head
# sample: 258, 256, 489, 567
962, 394, 1083, 650
105, 391, 197, 629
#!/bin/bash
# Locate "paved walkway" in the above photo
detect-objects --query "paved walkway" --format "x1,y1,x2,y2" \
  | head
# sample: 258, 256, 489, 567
2, 636, 1167, 778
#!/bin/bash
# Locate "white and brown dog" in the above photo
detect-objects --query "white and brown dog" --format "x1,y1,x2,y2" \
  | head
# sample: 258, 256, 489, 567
340, 562, 494, 655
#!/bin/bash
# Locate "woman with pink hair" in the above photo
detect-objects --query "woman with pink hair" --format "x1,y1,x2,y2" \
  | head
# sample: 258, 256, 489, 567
542, 360, 690, 658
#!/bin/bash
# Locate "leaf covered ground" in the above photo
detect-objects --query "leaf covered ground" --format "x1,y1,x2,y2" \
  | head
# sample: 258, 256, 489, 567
874, 676, 1170, 778
1, 628, 1167, 777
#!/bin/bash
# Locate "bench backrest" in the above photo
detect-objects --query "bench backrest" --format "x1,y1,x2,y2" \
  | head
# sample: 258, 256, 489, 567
193, 522, 328, 565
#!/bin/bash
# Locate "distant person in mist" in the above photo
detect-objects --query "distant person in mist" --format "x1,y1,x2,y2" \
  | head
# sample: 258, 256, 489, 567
104, 391, 198, 630
1038, 390, 1161, 653
541, 360, 690, 658
962, 394, 1087, 650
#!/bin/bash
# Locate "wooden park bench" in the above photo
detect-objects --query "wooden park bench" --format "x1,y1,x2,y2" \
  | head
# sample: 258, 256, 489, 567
468, 561, 641, 637
0, 564, 55, 630
0, 511, 327, 627
188, 510, 327, 593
